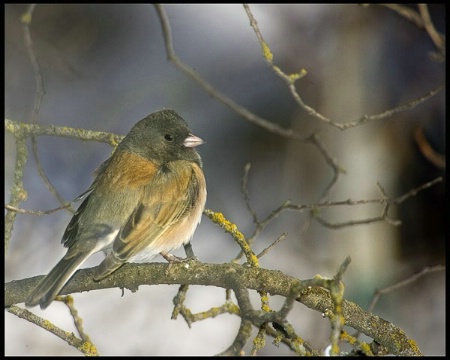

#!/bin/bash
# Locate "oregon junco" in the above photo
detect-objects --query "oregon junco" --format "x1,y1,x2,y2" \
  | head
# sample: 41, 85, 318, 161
25, 109, 207, 309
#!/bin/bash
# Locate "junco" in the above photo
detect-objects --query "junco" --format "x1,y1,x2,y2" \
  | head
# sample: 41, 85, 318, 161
25, 109, 206, 309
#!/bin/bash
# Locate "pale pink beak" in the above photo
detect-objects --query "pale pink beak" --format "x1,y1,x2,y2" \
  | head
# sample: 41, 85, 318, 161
184, 134, 204, 148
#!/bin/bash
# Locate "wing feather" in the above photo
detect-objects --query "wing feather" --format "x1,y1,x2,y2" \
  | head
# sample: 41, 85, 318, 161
113, 160, 200, 261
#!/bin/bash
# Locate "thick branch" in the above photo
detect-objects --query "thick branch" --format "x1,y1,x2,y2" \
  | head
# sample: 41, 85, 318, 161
5, 261, 421, 356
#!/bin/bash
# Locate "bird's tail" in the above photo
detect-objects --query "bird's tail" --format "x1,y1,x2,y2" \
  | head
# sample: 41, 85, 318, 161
93, 252, 125, 281
25, 252, 91, 309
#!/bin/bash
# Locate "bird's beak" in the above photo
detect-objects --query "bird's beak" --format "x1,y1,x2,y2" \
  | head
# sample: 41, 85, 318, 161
184, 134, 205, 148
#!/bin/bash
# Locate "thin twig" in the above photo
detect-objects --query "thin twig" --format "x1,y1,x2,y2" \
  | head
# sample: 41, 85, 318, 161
21, 5, 70, 209
255, 233, 288, 259
154, 4, 305, 141
241, 163, 259, 225
4, 203, 71, 215
414, 126, 446, 169
62, 296, 94, 344
391, 176, 443, 205
244, 176, 442, 230
379, 4, 424, 28
418, 4, 445, 51
6, 305, 99, 356
5, 119, 124, 146
244, 4, 444, 130
367, 264, 445, 314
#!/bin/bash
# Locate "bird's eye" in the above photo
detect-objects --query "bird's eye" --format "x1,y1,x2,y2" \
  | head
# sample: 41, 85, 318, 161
164, 134, 174, 142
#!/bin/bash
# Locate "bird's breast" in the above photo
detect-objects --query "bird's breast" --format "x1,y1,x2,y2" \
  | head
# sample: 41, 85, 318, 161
128, 163, 207, 262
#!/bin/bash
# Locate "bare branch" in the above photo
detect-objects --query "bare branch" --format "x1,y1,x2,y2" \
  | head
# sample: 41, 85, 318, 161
154, 4, 305, 141
255, 233, 288, 259
391, 176, 443, 205
243, 175, 442, 230
6, 305, 99, 356
21, 5, 69, 208
6, 259, 422, 355
203, 209, 259, 266
4, 203, 72, 215
414, 126, 446, 169
4, 137, 28, 253
5, 119, 124, 146
367, 264, 445, 314
379, 4, 424, 28
418, 4, 445, 53
244, 4, 444, 130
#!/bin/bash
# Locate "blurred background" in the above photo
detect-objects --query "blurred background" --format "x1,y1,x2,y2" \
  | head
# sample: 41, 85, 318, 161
5, 4, 445, 355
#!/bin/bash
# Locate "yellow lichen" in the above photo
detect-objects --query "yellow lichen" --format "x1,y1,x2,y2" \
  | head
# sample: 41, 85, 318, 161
204, 210, 258, 267
79, 341, 99, 356
262, 42, 273, 62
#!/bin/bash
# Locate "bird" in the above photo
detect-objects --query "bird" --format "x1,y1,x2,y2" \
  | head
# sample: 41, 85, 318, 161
25, 109, 207, 309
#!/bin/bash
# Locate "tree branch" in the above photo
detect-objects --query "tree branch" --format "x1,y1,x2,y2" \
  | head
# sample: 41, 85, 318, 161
5, 261, 422, 356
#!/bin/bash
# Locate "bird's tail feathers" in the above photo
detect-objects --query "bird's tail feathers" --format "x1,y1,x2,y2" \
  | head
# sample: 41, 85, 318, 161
93, 253, 124, 281
25, 252, 91, 309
